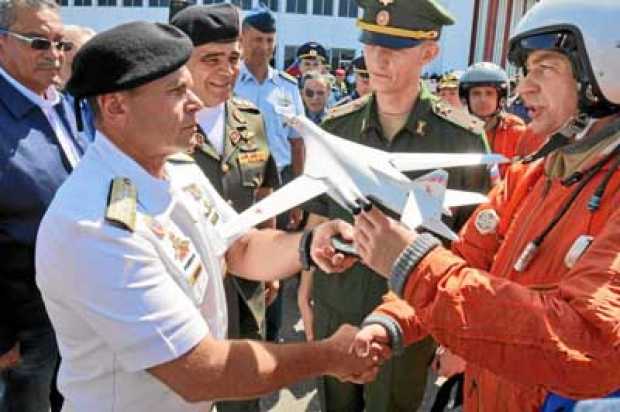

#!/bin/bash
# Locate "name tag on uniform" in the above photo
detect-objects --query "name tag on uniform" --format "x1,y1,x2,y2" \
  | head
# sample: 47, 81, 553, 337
564, 235, 594, 269
238, 150, 267, 165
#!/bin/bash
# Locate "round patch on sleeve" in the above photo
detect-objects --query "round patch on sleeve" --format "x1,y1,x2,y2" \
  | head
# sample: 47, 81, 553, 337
475, 209, 499, 235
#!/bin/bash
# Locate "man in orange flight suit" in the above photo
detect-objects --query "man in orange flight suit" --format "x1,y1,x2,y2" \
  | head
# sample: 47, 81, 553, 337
459, 62, 527, 179
349, 1, 620, 411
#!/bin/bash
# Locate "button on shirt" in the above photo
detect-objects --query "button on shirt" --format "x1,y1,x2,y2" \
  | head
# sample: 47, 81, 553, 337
234, 62, 304, 170
36, 133, 235, 412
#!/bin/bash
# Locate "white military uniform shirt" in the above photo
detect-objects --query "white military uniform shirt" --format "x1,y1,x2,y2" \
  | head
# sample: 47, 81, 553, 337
36, 132, 235, 412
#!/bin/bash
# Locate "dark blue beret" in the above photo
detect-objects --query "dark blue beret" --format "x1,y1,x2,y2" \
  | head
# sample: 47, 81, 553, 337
171, 4, 240, 46
66, 21, 193, 98
243, 8, 276, 33
297, 42, 327, 61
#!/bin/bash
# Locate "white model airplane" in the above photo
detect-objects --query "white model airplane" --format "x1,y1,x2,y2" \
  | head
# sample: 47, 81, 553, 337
218, 110, 506, 244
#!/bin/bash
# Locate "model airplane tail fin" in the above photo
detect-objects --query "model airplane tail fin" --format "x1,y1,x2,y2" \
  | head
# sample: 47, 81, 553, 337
400, 170, 459, 240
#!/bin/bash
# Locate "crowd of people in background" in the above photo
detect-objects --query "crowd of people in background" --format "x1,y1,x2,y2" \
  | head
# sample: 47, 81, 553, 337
1, 0, 620, 411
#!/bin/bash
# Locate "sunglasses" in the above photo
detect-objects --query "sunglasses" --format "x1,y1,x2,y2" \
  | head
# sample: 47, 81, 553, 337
0, 29, 74, 51
304, 88, 326, 98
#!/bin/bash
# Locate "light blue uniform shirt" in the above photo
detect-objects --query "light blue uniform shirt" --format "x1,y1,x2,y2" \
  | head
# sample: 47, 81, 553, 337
234, 62, 304, 171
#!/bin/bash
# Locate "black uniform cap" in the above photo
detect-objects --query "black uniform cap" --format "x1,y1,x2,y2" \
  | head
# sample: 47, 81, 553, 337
66, 21, 193, 99
297, 42, 327, 61
243, 7, 276, 33
171, 3, 240, 46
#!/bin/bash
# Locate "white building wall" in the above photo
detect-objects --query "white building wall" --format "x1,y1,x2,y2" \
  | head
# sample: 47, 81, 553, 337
60, 0, 475, 73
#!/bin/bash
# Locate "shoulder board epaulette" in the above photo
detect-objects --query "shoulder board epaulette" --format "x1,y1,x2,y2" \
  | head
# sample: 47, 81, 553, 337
432, 101, 485, 135
105, 177, 137, 232
231, 96, 260, 114
167, 152, 196, 164
323, 94, 370, 122
278, 70, 298, 85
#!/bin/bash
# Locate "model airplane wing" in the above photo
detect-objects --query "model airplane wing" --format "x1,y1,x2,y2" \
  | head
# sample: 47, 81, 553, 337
218, 175, 328, 244
388, 152, 507, 172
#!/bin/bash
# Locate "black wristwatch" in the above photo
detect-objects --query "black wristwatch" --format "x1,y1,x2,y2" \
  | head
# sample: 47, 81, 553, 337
299, 230, 316, 271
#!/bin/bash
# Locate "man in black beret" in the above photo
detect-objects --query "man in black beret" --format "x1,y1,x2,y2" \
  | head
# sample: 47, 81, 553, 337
170, 5, 280, 412
36, 20, 381, 412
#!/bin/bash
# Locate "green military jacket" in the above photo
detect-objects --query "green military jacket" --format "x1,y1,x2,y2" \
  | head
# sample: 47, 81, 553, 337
307, 85, 491, 317
192, 96, 278, 339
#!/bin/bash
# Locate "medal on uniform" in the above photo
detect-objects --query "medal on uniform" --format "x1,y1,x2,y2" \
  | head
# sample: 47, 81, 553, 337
564, 235, 594, 268
169, 232, 191, 261
147, 217, 166, 239
183, 183, 203, 201
376, 10, 390, 26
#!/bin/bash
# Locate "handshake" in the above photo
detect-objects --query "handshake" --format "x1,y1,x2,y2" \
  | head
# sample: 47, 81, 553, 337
321, 323, 393, 384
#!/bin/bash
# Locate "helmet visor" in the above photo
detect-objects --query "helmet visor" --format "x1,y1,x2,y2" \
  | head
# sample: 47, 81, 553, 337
508, 30, 578, 68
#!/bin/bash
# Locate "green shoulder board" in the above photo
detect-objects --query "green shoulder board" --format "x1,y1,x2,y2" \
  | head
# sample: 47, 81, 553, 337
323, 94, 370, 122
431, 100, 485, 135
105, 177, 137, 232
231, 96, 260, 114
278, 70, 298, 85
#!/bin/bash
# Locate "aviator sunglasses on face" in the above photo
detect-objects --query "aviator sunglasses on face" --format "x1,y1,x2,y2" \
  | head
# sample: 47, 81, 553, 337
304, 88, 326, 99
0, 28, 74, 51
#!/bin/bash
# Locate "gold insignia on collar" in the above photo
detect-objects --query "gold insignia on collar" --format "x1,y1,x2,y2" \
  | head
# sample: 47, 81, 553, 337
229, 130, 242, 145
376, 10, 390, 26
416, 120, 427, 136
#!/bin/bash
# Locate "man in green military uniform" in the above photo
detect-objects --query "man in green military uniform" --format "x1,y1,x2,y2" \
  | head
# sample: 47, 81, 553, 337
301, 0, 491, 411
170, 5, 279, 412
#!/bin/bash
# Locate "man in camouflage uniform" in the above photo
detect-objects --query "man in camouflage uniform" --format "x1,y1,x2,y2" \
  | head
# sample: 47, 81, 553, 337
303, 0, 491, 410
171, 5, 279, 412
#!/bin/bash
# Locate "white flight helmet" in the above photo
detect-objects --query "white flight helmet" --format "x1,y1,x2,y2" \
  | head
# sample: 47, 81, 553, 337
508, 0, 620, 118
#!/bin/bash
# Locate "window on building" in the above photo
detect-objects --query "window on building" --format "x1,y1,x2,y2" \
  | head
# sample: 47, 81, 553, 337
231, 0, 251, 9
98, 0, 116, 6
74, 0, 92, 6
123, 0, 142, 6
284, 44, 300, 71
338, 0, 357, 17
149, 0, 169, 7
203, 0, 224, 3
267, 0, 277, 11
55, 0, 68, 5
286, 0, 306, 14
329, 48, 354, 71
313, 0, 332, 15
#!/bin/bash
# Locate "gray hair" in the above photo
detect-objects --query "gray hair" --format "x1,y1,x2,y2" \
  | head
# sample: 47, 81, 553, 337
301, 70, 332, 90
0, 0, 59, 30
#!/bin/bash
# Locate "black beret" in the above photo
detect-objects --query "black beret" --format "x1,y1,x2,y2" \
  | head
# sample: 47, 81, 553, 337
243, 8, 276, 33
66, 21, 192, 99
297, 42, 327, 61
171, 4, 240, 46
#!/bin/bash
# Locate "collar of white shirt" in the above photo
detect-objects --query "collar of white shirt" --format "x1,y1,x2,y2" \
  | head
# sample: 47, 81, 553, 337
196, 102, 226, 156
0, 64, 61, 109
92, 131, 174, 214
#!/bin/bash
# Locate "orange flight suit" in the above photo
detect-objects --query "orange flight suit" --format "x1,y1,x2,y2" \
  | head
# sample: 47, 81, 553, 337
486, 113, 527, 178
373, 130, 620, 412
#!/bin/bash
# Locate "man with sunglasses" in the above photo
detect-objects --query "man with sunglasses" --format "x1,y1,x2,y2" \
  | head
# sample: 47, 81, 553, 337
301, 71, 331, 125
301, 0, 490, 411
0, 0, 87, 411
351, 1, 620, 411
